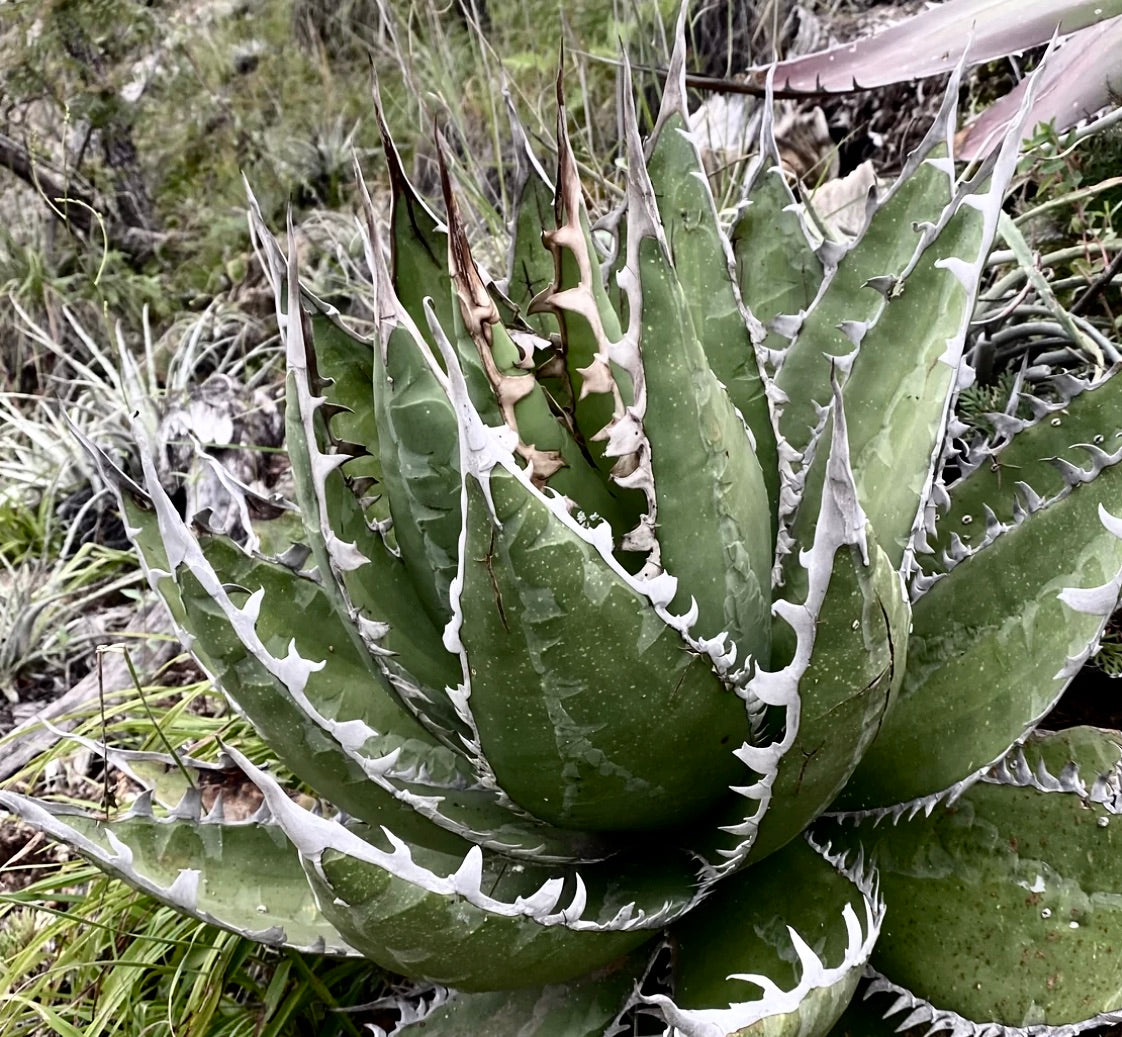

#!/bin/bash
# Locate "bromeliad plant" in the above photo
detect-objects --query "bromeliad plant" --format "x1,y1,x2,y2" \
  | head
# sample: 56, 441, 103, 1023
5, 15, 1122, 1036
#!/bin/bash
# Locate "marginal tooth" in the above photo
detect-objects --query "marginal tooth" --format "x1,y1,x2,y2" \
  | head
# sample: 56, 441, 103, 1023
451, 845, 484, 896
166, 868, 202, 911
1051, 456, 1094, 485
171, 786, 204, 820
204, 793, 226, 822
130, 790, 156, 818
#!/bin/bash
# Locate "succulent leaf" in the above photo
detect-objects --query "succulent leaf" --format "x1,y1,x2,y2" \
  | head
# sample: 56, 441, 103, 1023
649, 836, 882, 1037
503, 93, 558, 339
773, 91, 959, 461
373, 83, 455, 343
748, 0, 1122, 93
922, 368, 1122, 575
529, 82, 638, 492
357, 173, 464, 625
838, 491, 1122, 811
616, 58, 773, 662
393, 949, 650, 1036
226, 745, 690, 991
831, 728, 1122, 1029
646, 23, 780, 526
0, 789, 354, 956
742, 535, 908, 865
698, 381, 898, 879
732, 107, 825, 344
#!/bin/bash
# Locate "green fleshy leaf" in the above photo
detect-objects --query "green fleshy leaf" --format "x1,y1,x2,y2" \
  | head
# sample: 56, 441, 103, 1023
733, 165, 823, 339
120, 468, 601, 862
529, 104, 635, 480
441, 181, 632, 537
617, 70, 772, 659
225, 750, 688, 993
375, 97, 455, 346
837, 460, 1122, 810
644, 47, 778, 527
633, 228, 773, 659
745, 538, 908, 864
205, 535, 619, 860
924, 368, 1122, 573
312, 840, 655, 992
367, 279, 462, 626
775, 146, 954, 456
458, 467, 751, 831
1018, 725, 1122, 784
395, 949, 649, 1035
308, 309, 380, 468
504, 105, 558, 339
0, 793, 352, 956
113, 487, 435, 844
274, 219, 467, 742
834, 728, 1122, 1027
826, 200, 985, 569
654, 836, 879, 1037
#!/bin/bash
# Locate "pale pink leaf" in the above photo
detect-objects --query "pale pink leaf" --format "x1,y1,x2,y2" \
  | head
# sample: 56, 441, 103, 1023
958, 17, 1122, 158
745, 0, 1122, 92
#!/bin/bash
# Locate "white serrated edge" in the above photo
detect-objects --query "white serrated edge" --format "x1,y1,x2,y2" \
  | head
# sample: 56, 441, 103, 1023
983, 733, 1122, 812
0, 788, 357, 956
864, 968, 1122, 1037
222, 742, 684, 932
701, 374, 872, 881
641, 833, 883, 1037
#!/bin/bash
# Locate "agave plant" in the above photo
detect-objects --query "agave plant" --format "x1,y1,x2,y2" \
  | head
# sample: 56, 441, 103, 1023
5, 14, 1122, 1036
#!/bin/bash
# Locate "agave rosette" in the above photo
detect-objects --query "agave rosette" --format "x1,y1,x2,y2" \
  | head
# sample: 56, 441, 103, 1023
5, 14, 1122, 1036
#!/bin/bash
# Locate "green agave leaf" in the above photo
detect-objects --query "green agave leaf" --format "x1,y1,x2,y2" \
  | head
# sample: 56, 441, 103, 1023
698, 382, 904, 879
774, 86, 960, 459
0, 790, 353, 956
645, 21, 779, 526
503, 92, 557, 339
431, 303, 756, 831
817, 181, 984, 571
832, 727, 1122, 1029
744, 535, 908, 865
357, 171, 462, 626
1005, 725, 1122, 794
253, 209, 467, 743
438, 155, 630, 536
732, 88, 825, 342
922, 368, 1122, 574
837, 461, 1122, 811
226, 746, 690, 992
828, 71, 1043, 573
786, 65, 1041, 589
527, 85, 637, 487
393, 949, 650, 1036
613, 57, 772, 662
647, 836, 882, 1037
456, 465, 750, 830
303, 305, 382, 503
373, 84, 455, 343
